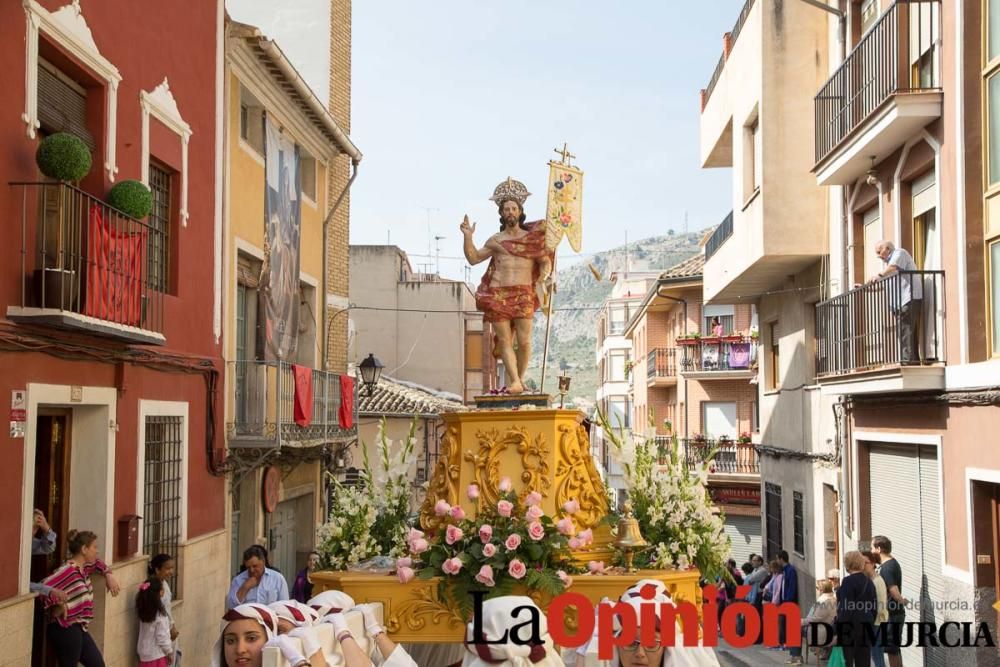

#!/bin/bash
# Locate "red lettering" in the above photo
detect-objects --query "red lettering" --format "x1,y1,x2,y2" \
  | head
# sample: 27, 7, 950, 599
597, 601, 636, 660
720, 587, 758, 648
546, 593, 593, 648
763, 602, 801, 647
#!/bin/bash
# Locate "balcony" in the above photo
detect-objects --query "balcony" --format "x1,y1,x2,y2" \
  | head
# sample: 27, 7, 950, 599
654, 436, 760, 476
228, 361, 358, 448
7, 182, 165, 344
678, 337, 756, 380
814, 1, 942, 185
704, 211, 733, 261
815, 270, 945, 393
646, 348, 678, 386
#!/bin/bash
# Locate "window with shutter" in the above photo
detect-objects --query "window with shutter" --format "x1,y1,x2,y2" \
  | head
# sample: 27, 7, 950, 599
37, 59, 95, 151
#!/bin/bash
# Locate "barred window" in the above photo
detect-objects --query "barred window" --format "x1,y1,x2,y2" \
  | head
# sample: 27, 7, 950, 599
143, 415, 183, 594
765, 482, 783, 559
148, 162, 172, 292
793, 491, 805, 556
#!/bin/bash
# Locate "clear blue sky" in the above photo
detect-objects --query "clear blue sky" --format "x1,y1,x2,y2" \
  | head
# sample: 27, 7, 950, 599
229, 1, 743, 281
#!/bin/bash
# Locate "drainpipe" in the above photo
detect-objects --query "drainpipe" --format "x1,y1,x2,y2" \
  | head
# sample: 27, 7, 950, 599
655, 282, 688, 441
322, 159, 360, 370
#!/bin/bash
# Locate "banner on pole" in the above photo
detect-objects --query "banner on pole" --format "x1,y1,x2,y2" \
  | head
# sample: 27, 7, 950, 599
544, 161, 583, 252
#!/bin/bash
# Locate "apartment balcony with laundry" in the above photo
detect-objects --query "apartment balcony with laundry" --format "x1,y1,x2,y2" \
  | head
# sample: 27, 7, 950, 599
7, 181, 166, 344
227, 360, 358, 447
698, 0, 829, 302
678, 335, 756, 380
813, 0, 942, 185
815, 270, 945, 393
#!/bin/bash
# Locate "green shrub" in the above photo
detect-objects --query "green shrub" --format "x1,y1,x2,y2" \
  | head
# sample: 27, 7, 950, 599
35, 133, 91, 181
107, 180, 153, 219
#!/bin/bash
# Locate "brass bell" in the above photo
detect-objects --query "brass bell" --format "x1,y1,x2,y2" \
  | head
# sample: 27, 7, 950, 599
614, 502, 648, 572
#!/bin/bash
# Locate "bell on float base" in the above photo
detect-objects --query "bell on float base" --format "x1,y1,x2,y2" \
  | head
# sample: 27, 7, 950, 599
614, 502, 648, 572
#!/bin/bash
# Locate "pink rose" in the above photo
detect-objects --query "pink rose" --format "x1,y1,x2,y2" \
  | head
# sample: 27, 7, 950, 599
577, 528, 594, 546
508, 559, 527, 580
467, 484, 480, 500
499, 477, 512, 492
497, 500, 513, 517
407, 527, 425, 544
504, 534, 521, 551
525, 505, 544, 521
434, 499, 451, 517
568, 537, 583, 550
475, 565, 495, 587
562, 499, 580, 515
446, 525, 464, 545
396, 557, 413, 569
410, 538, 429, 555
396, 566, 415, 584
450, 505, 466, 521
479, 524, 493, 543
482, 543, 497, 558
556, 517, 576, 536
525, 491, 543, 507
442, 557, 463, 575
557, 570, 573, 588
588, 560, 606, 574
527, 521, 545, 541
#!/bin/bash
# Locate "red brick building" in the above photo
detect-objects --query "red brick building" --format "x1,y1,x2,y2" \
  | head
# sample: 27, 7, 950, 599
0, 0, 228, 661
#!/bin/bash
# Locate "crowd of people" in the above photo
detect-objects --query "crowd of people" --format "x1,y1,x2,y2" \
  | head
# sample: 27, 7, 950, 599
724, 535, 906, 667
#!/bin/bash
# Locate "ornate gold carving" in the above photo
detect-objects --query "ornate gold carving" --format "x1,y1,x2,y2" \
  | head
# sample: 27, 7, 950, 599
554, 424, 610, 529
420, 426, 461, 530
462, 427, 551, 507
386, 586, 466, 634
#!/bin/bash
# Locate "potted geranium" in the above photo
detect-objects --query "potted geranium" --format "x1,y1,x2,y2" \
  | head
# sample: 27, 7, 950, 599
400, 480, 591, 618
676, 331, 701, 346
737, 432, 752, 446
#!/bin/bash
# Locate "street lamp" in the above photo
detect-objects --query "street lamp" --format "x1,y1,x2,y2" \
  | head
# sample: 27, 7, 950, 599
557, 373, 571, 409
358, 353, 384, 397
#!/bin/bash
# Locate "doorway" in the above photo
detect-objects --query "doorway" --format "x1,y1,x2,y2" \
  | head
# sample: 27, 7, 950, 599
32, 411, 72, 667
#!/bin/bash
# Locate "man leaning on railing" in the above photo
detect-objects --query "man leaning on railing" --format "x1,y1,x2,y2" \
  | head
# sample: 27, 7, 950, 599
872, 240, 923, 364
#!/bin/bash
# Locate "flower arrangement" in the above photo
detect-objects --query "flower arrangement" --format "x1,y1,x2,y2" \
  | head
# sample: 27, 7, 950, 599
399, 480, 592, 618
316, 417, 417, 570
737, 432, 753, 446
600, 416, 730, 581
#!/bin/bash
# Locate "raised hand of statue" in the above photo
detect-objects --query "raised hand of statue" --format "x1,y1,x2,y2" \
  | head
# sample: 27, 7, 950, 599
460, 215, 476, 237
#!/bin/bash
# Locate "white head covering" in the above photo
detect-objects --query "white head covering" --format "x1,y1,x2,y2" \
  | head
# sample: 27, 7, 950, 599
307, 590, 356, 618
209, 602, 279, 667
461, 596, 562, 667
610, 579, 720, 667
269, 600, 319, 627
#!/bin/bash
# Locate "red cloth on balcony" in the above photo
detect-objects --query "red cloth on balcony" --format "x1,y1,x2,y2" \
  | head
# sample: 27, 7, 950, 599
84, 204, 145, 326
338, 375, 354, 429
291, 364, 313, 427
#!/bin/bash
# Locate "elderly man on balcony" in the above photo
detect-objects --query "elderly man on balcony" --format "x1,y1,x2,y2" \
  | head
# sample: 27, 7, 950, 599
873, 240, 923, 364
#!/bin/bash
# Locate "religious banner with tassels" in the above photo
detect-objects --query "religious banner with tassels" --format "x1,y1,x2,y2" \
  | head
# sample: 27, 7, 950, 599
544, 149, 584, 252
540, 144, 584, 392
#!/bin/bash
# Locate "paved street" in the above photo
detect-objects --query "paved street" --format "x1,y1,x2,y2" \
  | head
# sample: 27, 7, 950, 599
715, 640, 828, 667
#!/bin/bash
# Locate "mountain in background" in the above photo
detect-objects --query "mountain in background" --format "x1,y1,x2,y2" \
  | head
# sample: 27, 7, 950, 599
524, 229, 706, 408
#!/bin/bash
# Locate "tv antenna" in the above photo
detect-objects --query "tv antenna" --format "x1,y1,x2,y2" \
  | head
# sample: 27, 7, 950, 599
434, 235, 446, 275
422, 207, 440, 260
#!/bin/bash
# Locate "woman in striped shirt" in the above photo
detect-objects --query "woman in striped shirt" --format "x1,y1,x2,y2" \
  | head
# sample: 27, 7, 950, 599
41, 529, 121, 667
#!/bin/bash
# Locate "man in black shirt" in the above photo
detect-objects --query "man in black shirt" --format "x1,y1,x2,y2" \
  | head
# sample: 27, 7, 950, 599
873, 535, 907, 667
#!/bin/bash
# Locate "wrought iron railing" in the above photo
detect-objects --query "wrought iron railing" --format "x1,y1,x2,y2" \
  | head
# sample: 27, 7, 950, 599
815, 270, 944, 376
10, 181, 165, 336
705, 211, 734, 261
654, 436, 760, 474
229, 360, 357, 447
814, 0, 940, 163
679, 337, 756, 372
646, 348, 677, 381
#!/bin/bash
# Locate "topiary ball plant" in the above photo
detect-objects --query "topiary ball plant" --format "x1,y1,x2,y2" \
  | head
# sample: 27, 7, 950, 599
107, 180, 153, 219
35, 133, 92, 182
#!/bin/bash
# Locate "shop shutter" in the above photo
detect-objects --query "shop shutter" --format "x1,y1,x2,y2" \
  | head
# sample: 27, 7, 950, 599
869, 443, 946, 667
38, 62, 95, 151
724, 514, 762, 566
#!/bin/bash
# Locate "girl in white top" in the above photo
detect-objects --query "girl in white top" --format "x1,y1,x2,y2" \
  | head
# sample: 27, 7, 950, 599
149, 554, 180, 665
136, 578, 174, 666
